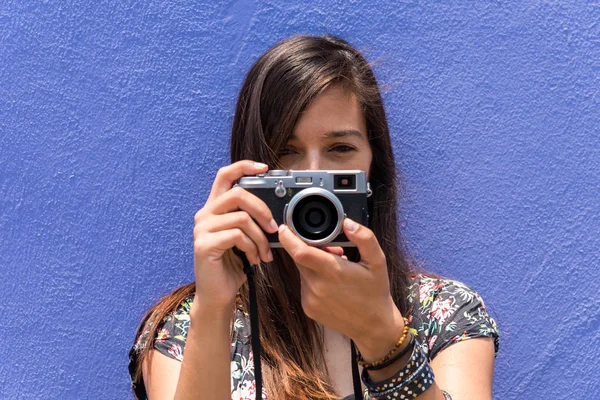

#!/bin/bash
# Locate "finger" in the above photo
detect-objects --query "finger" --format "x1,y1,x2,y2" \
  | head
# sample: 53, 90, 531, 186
201, 211, 273, 263
342, 218, 385, 269
208, 160, 268, 202
278, 224, 337, 273
207, 186, 278, 234
322, 246, 344, 257
195, 228, 261, 265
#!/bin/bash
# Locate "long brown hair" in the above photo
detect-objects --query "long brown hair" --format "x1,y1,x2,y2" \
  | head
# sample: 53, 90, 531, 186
133, 35, 416, 399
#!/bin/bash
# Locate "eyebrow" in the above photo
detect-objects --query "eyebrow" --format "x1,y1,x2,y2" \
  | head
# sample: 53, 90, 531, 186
290, 129, 366, 141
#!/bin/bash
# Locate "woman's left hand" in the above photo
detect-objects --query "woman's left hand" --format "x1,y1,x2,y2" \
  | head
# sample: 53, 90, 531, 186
278, 218, 406, 360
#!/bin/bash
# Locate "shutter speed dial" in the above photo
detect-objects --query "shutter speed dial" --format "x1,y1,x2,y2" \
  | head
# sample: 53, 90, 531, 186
268, 170, 288, 177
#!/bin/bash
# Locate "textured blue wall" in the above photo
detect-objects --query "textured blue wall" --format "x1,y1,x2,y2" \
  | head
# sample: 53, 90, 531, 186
1, 1, 598, 399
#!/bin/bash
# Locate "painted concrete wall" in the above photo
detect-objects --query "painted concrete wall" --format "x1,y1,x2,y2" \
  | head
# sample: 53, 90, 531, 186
1, 1, 598, 399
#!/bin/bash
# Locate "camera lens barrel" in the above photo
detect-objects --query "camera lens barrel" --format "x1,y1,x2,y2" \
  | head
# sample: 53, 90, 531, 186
285, 187, 345, 246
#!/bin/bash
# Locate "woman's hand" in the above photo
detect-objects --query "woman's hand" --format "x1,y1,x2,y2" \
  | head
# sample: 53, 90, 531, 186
192, 160, 279, 311
277, 218, 406, 361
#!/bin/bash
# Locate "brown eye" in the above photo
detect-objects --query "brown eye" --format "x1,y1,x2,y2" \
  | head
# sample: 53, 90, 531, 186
278, 147, 297, 157
330, 145, 355, 153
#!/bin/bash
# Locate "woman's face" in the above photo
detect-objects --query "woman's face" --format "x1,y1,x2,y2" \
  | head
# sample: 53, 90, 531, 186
278, 85, 372, 176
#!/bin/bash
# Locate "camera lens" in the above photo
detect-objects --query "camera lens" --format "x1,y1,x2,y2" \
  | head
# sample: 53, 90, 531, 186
285, 187, 345, 245
305, 207, 325, 227
292, 195, 338, 241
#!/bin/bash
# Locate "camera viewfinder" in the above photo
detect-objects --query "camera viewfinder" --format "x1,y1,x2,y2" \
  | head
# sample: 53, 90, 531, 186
296, 176, 312, 184
334, 174, 356, 190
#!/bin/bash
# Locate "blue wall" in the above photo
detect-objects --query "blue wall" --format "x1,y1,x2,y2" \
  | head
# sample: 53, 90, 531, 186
1, 1, 598, 399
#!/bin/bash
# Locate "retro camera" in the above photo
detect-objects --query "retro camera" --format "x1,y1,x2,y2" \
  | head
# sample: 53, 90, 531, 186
236, 170, 371, 247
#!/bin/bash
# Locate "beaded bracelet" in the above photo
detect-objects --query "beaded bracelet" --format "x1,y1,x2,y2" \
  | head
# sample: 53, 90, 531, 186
356, 317, 410, 369
366, 333, 415, 371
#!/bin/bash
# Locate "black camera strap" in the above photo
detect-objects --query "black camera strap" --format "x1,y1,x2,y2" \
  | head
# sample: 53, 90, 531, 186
350, 340, 362, 397
237, 250, 363, 400
238, 252, 263, 400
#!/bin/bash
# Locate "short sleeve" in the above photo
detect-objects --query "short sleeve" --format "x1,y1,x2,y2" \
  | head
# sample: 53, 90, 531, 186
128, 297, 194, 399
422, 278, 500, 360
151, 296, 193, 362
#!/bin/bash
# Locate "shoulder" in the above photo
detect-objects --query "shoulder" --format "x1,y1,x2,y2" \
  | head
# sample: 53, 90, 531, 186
407, 274, 489, 310
133, 295, 251, 358
406, 274, 500, 360
131, 295, 195, 361
128, 295, 195, 400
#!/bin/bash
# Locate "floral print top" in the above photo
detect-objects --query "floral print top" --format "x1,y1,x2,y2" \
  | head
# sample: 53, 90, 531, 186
129, 274, 499, 400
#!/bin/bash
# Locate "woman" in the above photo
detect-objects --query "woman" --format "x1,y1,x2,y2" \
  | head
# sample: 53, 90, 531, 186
129, 35, 499, 400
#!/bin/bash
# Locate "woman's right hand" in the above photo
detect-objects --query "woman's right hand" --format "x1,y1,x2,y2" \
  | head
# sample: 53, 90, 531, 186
192, 160, 278, 311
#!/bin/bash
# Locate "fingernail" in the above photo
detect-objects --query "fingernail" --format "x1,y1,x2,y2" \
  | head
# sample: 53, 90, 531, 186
267, 250, 273, 262
254, 162, 268, 169
344, 218, 358, 233
278, 224, 286, 234
268, 219, 278, 232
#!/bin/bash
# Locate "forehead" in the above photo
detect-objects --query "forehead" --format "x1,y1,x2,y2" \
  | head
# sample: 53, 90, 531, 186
291, 85, 367, 141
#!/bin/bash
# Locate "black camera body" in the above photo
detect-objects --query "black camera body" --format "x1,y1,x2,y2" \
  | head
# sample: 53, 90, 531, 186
236, 170, 371, 247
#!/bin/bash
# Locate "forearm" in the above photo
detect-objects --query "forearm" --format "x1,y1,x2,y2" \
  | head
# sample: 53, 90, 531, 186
173, 300, 232, 400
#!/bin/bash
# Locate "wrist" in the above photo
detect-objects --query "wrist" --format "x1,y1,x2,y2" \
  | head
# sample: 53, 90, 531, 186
190, 295, 235, 324
354, 300, 406, 362
361, 337, 435, 397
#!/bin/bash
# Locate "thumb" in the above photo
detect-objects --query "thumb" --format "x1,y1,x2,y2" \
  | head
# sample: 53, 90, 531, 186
342, 218, 386, 269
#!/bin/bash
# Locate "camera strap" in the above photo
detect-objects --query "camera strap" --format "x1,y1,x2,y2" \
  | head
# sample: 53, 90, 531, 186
350, 341, 362, 397
238, 251, 363, 400
238, 252, 263, 400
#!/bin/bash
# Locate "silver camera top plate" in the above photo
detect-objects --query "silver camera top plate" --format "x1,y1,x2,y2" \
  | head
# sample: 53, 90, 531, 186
238, 170, 369, 193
